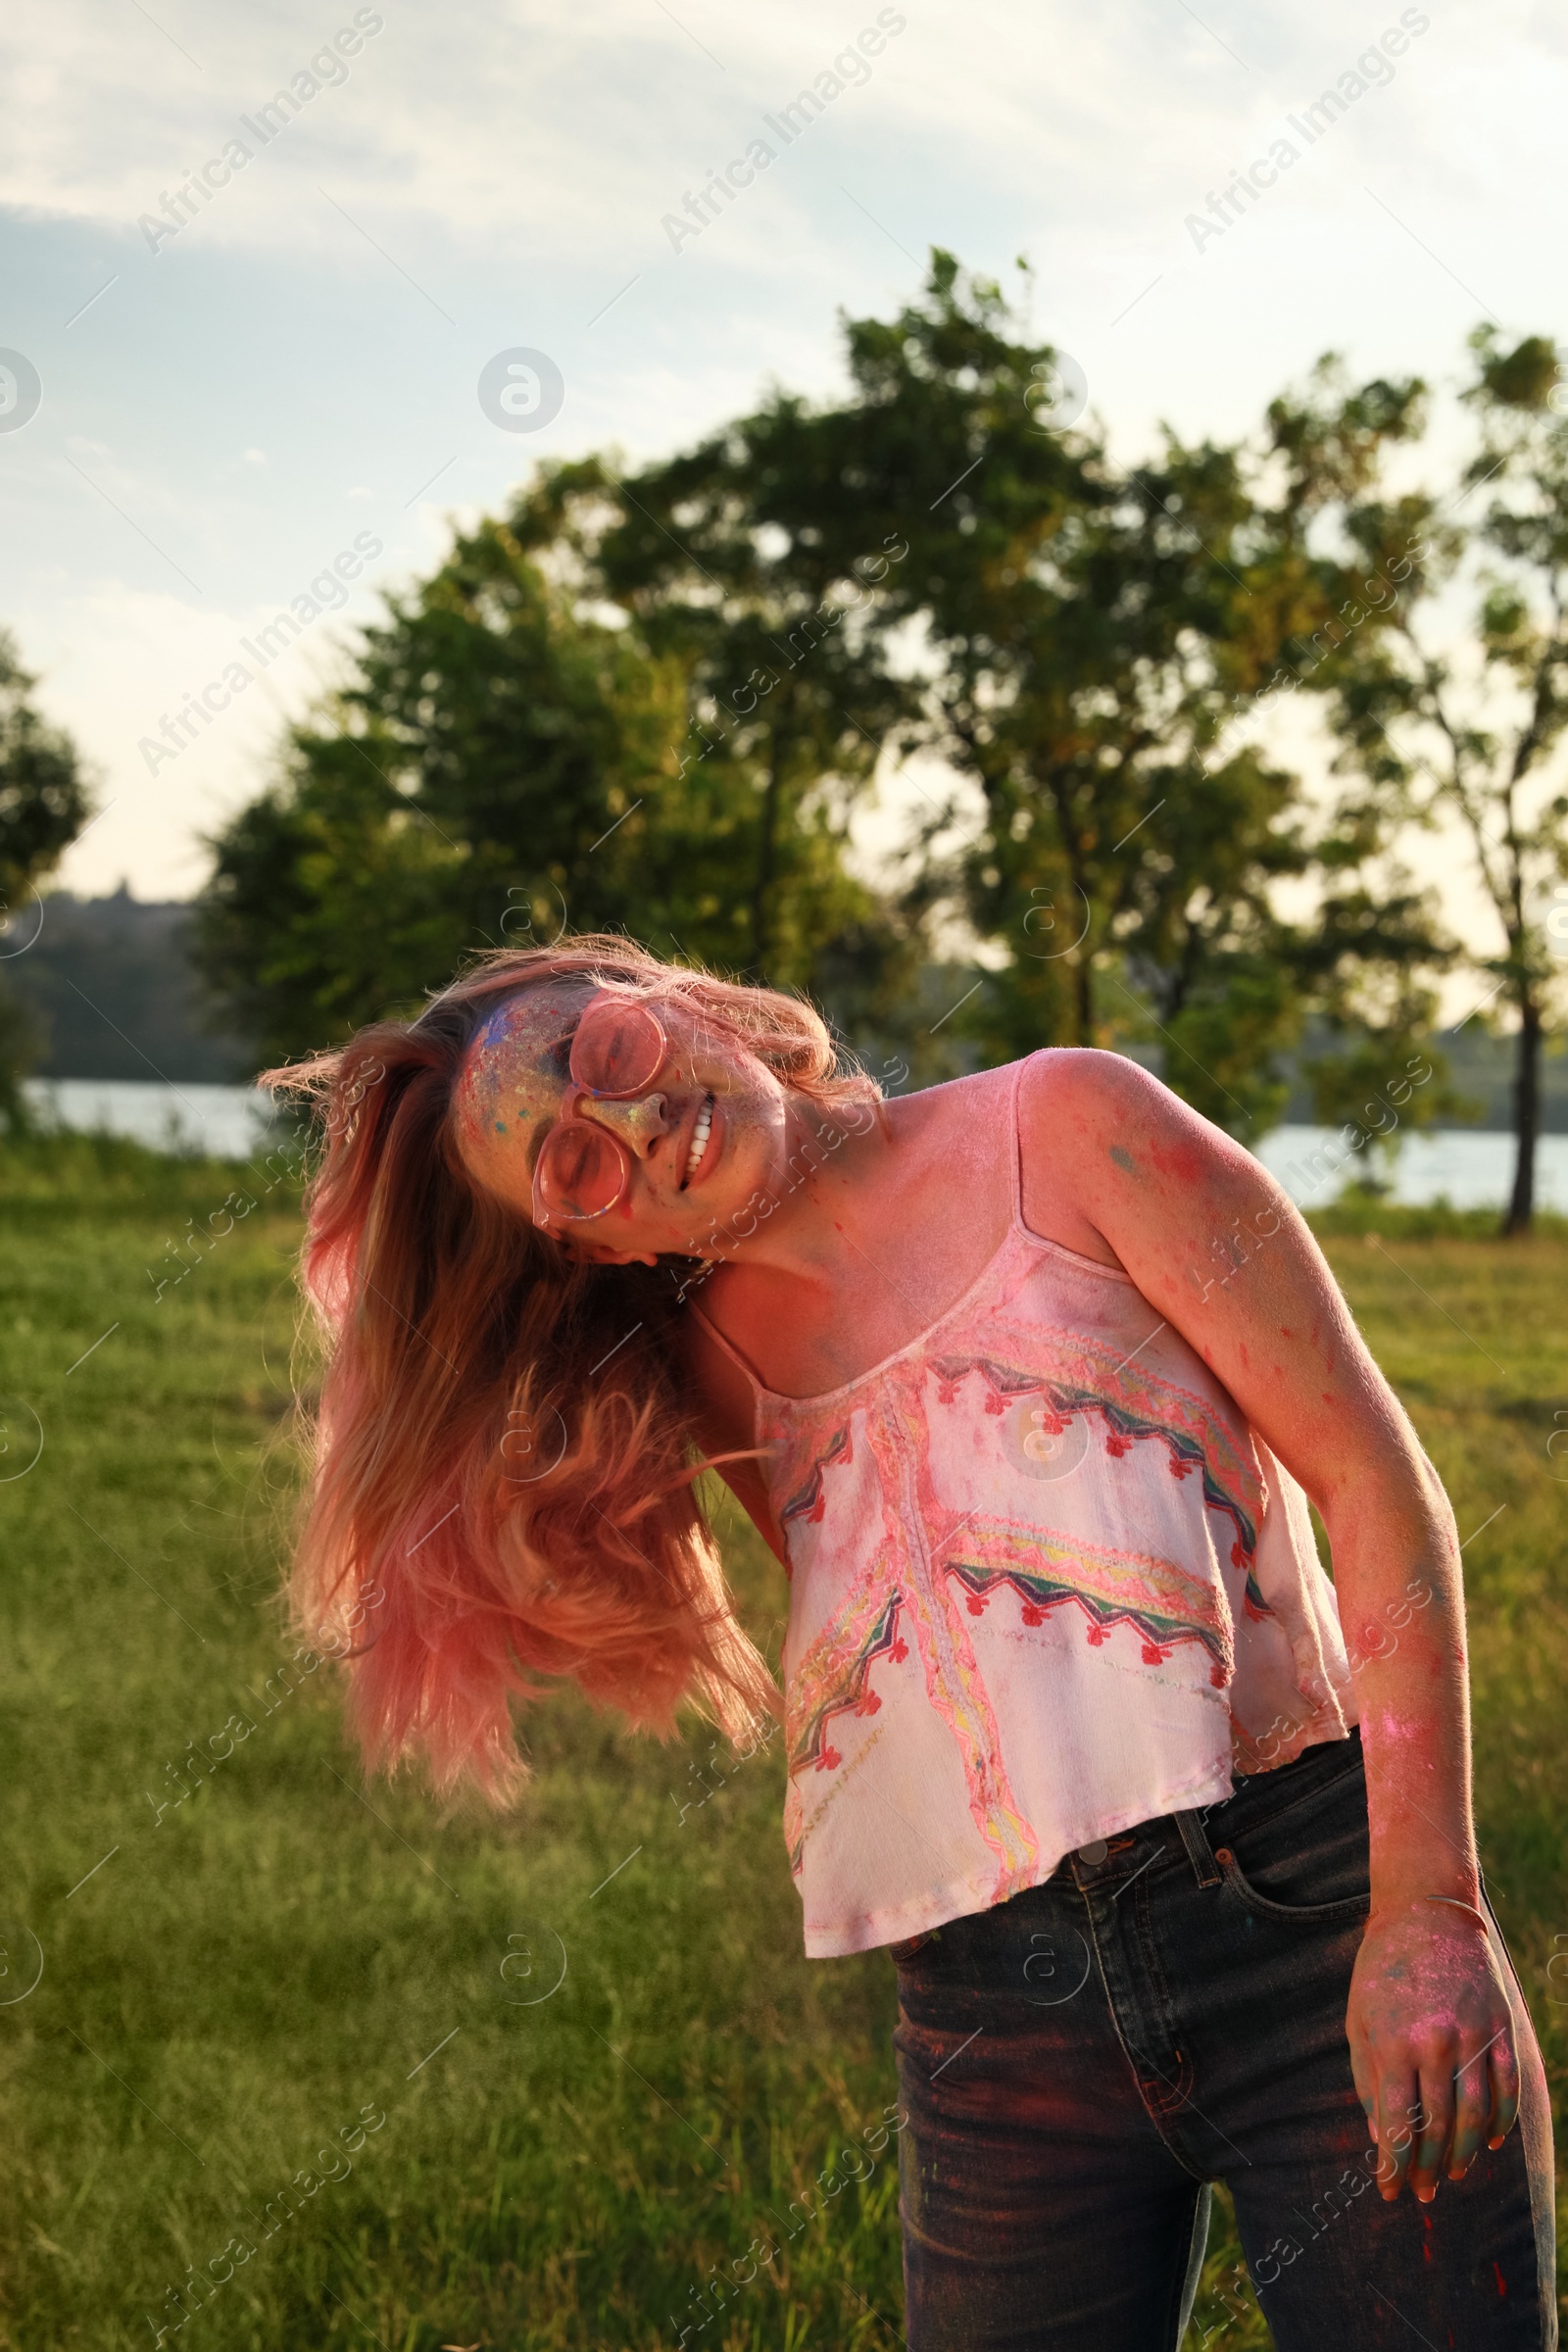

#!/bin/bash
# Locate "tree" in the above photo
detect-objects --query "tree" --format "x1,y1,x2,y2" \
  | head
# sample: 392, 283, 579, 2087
197, 514, 912, 1067
198, 255, 1473, 1136
514, 443, 927, 1045
0, 630, 92, 1125
1313, 328, 1568, 1231
702, 254, 1445, 1139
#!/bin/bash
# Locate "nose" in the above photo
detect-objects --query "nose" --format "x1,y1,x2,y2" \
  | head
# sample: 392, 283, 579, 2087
574, 1091, 671, 1158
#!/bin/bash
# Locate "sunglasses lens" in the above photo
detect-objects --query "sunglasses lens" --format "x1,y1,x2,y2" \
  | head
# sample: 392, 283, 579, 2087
536, 1122, 626, 1223
571, 1000, 665, 1098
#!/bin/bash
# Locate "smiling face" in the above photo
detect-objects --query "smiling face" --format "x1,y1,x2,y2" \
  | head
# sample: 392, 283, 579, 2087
451, 979, 799, 1265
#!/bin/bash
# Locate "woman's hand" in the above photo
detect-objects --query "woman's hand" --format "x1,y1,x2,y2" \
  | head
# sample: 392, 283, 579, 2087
1348, 1903, 1520, 2201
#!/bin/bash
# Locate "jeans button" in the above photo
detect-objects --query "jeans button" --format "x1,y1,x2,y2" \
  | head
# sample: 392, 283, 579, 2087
1215, 1846, 1234, 1865
1078, 1838, 1109, 1864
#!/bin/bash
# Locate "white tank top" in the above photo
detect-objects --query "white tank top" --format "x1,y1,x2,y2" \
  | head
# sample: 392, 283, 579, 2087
693, 1055, 1359, 1958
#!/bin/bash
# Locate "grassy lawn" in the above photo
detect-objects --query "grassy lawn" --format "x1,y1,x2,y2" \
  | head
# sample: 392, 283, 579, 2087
0, 1138, 1562, 2349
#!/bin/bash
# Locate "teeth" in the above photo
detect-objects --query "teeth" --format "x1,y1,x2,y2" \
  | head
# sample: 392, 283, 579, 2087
684, 1099, 713, 1183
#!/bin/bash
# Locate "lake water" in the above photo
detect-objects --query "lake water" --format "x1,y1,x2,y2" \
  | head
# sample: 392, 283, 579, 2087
24, 1078, 282, 1162
1252, 1124, 1567, 1212
21, 1079, 1568, 1212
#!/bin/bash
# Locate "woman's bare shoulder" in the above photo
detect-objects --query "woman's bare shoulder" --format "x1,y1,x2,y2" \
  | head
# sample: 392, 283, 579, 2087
895, 1047, 1154, 1129
882, 1055, 1014, 1117
1013, 1049, 1181, 1262
1017, 1047, 1258, 1188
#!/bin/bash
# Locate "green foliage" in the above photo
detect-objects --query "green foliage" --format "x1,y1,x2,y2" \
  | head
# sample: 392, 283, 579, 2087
519, 438, 928, 1040
790, 266, 1446, 1136
195, 511, 911, 1068
1292, 885, 1467, 1171
0, 631, 92, 1124
1299, 1030, 1472, 1190
568, 257, 1446, 1138
0, 986, 42, 1132
0, 632, 90, 910
1313, 326, 1568, 1230
1468, 328, 1561, 417
1157, 953, 1301, 1140
198, 263, 1535, 1146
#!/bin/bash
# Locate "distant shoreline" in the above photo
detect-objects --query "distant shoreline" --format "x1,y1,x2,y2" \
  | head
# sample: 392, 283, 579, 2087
20, 1079, 1568, 1213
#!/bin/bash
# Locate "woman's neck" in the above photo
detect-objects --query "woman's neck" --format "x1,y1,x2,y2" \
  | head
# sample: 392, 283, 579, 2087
693, 1094, 900, 1289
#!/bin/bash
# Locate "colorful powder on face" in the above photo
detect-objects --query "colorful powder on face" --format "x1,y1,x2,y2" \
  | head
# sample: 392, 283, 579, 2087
452, 983, 594, 1216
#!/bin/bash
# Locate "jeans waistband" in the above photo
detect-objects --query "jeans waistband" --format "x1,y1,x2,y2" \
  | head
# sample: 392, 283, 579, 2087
1064, 1728, 1364, 1896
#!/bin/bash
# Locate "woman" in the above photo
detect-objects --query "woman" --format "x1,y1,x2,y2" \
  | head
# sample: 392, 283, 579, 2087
271, 935, 1555, 2351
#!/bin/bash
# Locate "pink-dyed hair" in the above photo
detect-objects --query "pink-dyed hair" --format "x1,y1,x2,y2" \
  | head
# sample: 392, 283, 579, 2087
262, 934, 880, 1799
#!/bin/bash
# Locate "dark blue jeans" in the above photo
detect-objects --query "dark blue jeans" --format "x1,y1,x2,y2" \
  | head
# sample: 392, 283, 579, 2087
891, 1733, 1556, 2350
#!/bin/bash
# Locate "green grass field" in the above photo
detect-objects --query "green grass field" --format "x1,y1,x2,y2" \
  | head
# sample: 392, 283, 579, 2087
0, 1135, 1563, 2350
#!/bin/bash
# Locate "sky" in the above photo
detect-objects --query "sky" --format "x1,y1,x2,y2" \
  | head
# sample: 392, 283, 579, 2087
1, 0, 1565, 921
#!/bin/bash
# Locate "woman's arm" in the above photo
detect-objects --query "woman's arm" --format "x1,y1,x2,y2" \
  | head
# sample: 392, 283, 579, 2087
1022, 1050, 1520, 2203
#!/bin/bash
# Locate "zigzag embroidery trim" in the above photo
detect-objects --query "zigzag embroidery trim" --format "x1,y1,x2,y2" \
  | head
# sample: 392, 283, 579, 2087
785, 1511, 1239, 1788
786, 1587, 906, 1777
779, 1423, 853, 1525
943, 1550, 1231, 1688
931, 1348, 1263, 1578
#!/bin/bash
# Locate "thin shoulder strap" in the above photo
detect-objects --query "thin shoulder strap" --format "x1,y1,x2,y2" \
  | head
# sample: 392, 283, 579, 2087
687, 1296, 766, 1396
1008, 1053, 1031, 1229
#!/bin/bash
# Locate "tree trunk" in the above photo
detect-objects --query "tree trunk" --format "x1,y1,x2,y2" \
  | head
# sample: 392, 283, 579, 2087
1502, 989, 1542, 1237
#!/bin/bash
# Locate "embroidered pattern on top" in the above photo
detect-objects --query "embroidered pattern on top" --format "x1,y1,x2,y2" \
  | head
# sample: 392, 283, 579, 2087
779, 1424, 853, 1525
864, 1394, 1043, 1904
786, 1585, 907, 1778
941, 1526, 1232, 1684
758, 1215, 1316, 1930
930, 1345, 1264, 1583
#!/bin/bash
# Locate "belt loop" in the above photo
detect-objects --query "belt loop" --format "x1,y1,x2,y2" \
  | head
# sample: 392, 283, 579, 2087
1174, 1808, 1223, 1889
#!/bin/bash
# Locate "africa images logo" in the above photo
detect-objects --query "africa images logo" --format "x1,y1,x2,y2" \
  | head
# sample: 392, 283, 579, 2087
661, 9, 907, 255
134, 12, 386, 252
1185, 9, 1432, 253
0, 350, 43, 435
135, 532, 383, 776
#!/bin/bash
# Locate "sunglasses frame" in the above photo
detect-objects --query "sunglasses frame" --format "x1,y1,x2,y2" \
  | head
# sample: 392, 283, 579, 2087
530, 993, 672, 1230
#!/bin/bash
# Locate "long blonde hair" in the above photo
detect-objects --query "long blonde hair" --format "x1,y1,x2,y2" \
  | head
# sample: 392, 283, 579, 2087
264, 936, 880, 1799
